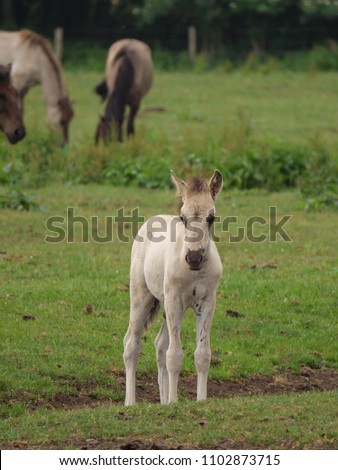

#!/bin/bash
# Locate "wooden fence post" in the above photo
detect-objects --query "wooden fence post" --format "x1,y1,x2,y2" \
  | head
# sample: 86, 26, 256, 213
188, 26, 197, 63
54, 27, 64, 62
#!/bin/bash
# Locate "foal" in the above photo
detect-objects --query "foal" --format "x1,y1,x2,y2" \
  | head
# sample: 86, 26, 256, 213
123, 170, 223, 405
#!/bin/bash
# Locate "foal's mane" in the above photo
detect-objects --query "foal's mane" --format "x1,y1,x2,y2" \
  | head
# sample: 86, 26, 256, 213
186, 176, 209, 195
20, 30, 63, 90
177, 177, 210, 212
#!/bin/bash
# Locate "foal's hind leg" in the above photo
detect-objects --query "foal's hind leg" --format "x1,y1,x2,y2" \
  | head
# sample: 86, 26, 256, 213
123, 291, 159, 406
155, 316, 169, 404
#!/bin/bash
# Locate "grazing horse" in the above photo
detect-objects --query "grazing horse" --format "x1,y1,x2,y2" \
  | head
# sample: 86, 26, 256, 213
95, 39, 153, 144
0, 64, 25, 144
0, 30, 74, 144
123, 170, 223, 405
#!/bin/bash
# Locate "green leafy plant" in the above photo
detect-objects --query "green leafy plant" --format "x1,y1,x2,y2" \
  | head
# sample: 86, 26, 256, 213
0, 189, 41, 211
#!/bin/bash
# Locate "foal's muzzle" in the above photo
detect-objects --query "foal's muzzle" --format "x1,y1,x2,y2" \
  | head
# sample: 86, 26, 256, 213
185, 248, 205, 271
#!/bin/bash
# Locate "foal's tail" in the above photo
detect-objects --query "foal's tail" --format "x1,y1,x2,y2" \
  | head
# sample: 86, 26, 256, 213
145, 298, 161, 330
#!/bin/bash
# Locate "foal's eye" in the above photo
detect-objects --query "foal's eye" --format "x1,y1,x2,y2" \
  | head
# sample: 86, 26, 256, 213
180, 215, 187, 226
207, 214, 215, 226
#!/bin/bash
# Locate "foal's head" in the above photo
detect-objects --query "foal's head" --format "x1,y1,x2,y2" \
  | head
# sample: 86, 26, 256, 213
172, 170, 223, 271
0, 64, 26, 144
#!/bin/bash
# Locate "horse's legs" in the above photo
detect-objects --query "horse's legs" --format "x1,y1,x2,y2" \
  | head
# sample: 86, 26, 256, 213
127, 102, 140, 137
117, 119, 123, 142
155, 316, 169, 404
194, 294, 216, 401
123, 291, 159, 406
164, 297, 184, 403
111, 117, 124, 142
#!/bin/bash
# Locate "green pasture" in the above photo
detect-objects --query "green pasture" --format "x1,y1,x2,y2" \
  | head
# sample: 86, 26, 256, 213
22, 69, 338, 157
32, 69, 338, 145
1, 70, 338, 203
0, 70, 337, 449
0, 184, 337, 448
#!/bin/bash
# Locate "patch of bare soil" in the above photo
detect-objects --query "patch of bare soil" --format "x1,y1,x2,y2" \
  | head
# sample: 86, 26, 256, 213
131, 367, 338, 403
51, 437, 259, 450
204, 366, 338, 395
2, 367, 337, 411
129, 367, 338, 404
5, 435, 335, 451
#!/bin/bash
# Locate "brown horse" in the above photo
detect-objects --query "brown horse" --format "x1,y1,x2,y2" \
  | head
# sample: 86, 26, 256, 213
0, 64, 25, 144
95, 39, 153, 144
0, 30, 74, 145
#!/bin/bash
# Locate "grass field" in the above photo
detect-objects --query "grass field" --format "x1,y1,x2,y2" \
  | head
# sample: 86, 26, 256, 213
1, 69, 338, 196
0, 70, 337, 449
34, 69, 338, 145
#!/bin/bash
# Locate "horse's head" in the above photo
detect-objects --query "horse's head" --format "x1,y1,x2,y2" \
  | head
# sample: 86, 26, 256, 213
0, 64, 26, 144
172, 170, 223, 271
58, 96, 74, 145
48, 96, 74, 145
95, 115, 111, 144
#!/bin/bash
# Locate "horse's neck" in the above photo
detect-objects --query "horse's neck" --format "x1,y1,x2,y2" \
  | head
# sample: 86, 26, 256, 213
38, 48, 65, 108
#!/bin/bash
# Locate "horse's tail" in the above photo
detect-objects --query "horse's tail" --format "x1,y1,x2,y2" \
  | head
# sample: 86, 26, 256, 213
109, 50, 134, 123
145, 298, 161, 330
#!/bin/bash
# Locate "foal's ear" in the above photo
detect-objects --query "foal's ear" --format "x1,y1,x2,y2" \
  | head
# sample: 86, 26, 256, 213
208, 170, 223, 199
171, 170, 188, 199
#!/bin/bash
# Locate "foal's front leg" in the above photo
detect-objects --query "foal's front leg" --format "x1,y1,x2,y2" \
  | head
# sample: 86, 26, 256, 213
155, 317, 169, 404
194, 293, 216, 401
165, 297, 184, 403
